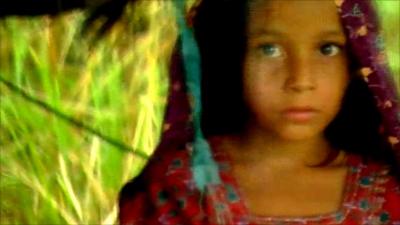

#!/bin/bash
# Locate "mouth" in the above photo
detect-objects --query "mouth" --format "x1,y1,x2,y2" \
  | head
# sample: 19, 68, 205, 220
281, 107, 319, 122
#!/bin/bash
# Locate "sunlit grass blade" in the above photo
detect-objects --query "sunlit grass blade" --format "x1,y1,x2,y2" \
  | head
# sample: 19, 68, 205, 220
57, 153, 84, 222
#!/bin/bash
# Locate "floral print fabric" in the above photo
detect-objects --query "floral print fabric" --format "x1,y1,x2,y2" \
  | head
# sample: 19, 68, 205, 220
210, 137, 400, 225
336, 0, 400, 158
119, 136, 400, 224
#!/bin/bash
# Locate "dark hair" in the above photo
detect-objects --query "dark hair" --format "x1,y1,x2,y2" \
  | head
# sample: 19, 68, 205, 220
194, 0, 249, 136
193, 0, 399, 177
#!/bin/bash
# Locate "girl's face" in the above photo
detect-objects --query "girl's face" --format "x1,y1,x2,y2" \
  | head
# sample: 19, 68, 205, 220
243, 0, 350, 141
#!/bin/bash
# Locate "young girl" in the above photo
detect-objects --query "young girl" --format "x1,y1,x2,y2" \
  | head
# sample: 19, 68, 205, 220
119, 0, 400, 224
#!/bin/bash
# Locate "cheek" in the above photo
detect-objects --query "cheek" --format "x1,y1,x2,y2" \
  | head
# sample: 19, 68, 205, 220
243, 57, 282, 94
243, 60, 281, 111
318, 70, 349, 115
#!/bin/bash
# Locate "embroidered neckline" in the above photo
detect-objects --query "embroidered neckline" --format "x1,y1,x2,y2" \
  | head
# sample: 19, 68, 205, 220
246, 153, 362, 223
207, 136, 364, 223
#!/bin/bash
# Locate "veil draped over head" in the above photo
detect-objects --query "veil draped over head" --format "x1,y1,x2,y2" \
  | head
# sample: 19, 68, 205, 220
335, 0, 399, 157
119, 0, 400, 224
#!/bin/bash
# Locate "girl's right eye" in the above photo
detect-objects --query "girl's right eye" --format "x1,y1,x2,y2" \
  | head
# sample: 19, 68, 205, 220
258, 44, 283, 58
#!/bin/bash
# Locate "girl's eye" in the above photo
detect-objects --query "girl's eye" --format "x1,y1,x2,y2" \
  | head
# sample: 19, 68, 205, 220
320, 43, 342, 56
259, 44, 283, 57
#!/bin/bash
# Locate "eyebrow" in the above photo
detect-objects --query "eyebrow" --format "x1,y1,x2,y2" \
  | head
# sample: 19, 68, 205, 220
247, 28, 345, 39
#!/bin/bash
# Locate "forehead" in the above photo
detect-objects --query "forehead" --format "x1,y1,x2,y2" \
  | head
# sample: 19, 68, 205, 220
247, 0, 345, 39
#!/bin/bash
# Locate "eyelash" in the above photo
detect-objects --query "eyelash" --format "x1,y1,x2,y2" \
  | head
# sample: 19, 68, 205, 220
256, 42, 344, 57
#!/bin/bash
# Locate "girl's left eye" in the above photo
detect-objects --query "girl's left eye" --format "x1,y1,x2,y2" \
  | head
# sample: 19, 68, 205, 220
320, 43, 342, 56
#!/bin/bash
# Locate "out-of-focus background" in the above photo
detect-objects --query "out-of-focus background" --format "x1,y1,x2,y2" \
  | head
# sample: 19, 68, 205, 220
0, 0, 398, 224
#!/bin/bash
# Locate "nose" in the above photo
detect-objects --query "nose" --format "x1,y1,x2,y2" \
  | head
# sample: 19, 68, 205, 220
284, 54, 316, 92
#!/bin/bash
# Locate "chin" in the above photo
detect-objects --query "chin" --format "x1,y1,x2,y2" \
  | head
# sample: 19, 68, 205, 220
274, 124, 324, 142
248, 117, 327, 141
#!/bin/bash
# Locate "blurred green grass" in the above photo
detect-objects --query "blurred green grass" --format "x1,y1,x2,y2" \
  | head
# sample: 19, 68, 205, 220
0, 1, 177, 224
0, 0, 398, 224
375, 0, 400, 89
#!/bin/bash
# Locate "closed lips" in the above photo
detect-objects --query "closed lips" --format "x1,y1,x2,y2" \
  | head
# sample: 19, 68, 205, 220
282, 107, 319, 122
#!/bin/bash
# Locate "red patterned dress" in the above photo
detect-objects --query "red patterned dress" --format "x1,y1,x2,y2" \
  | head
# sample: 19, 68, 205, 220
210, 137, 400, 225
119, 136, 400, 225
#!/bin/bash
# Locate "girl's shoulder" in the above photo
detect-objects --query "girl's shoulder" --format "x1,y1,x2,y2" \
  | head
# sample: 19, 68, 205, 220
346, 153, 400, 223
118, 142, 201, 225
